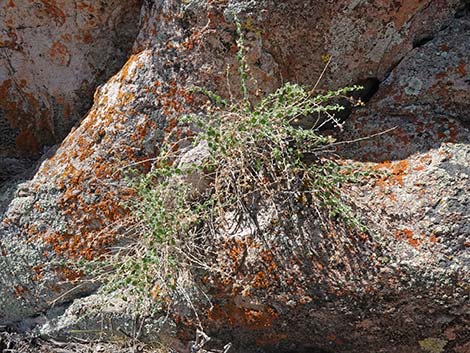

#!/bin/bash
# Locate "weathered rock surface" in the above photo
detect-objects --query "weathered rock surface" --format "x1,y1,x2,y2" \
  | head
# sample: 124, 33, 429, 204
0, 1, 469, 353
341, 11, 470, 264
0, 0, 142, 176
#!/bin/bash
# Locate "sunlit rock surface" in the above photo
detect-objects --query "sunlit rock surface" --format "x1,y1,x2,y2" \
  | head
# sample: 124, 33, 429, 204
0, 1, 468, 352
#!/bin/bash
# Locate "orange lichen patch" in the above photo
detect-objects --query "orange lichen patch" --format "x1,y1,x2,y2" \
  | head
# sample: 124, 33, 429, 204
391, 160, 409, 181
159, 81, 195, 117
49, 41, 70, 66
32, 265, 44, 281
77, 2, 95, 12
374, 160, 392, 170
119, 53, 144, 82
59, 266, 83, 282
429, 235, 438, 244
61, 33, 72, 41
43, 232, 70, 253
182, 30, 202, 51
394, 0, 428, 28
14, 285, 28, 298
117, 91, 136, 106
35, 131, 137, 261
151, 284, 162, 301
246, 250, 279, 289
226, 239, 246, 268
209, 301, 278, 330
374, 160, 409, 187
394, 228, 421, 247
419, 153, 432, 164
82, 31, 94, 44
253, 271, 270, 289
131, 118, 158, 143
0, 28, 18, 49
261, 250, 277, 272
39, 0, 67, 26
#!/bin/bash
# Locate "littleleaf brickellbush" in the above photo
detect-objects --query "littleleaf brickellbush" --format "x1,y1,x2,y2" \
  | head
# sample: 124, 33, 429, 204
84, 21, 371, 304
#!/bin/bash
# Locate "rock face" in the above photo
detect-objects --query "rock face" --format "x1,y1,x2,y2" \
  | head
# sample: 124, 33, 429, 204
0, 1, 469, 353
342, 11, 470, 256
0, 0, 142, 181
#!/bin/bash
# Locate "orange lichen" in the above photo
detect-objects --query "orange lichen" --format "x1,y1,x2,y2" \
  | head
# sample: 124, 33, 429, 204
151, 284, 162, 301
375, 160, 392, 169
420, 154, 432, 164
374, 160, 409, 187
82, 31, 94, 44
39, 0, 67, 26
60, 267, 83, 282
119, 53, 144, 82
394, 228, 421, 247
394, 0, 428, 29
32, 265, 44, 282
391, 160, 409, 185
209, 301, 278, 330
0, 28, 18, 49
77, 2, 95, 13
35, 135, 136, 261
49, 40, 70, 66
253, 271, 270, 289
14, 285, 28, 298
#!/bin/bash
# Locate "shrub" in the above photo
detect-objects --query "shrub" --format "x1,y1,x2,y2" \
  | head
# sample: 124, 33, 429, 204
84, 21, 369, 308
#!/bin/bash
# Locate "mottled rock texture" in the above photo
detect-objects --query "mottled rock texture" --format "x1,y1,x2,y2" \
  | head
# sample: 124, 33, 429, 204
0, 1, 469, 353
0, 0, 142, 181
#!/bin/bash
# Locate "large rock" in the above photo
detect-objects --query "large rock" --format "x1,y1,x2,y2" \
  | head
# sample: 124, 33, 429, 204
0, 0, 183, 327
0, 1, 468, 353
0, 0, 142, 173
341, 13, 470, 260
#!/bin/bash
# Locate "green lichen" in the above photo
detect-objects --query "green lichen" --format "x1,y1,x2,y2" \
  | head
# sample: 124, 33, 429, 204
419, 338, 447, 353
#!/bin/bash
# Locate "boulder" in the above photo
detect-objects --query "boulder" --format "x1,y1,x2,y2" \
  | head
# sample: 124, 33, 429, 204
0, 1, 468, 353
0, 0, 142, 172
